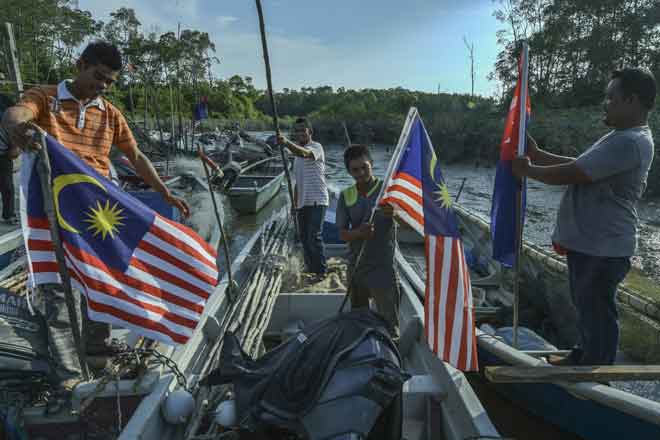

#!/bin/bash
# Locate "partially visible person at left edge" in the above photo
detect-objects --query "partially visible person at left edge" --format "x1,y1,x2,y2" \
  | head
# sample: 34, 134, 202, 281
0, 117, 19, 225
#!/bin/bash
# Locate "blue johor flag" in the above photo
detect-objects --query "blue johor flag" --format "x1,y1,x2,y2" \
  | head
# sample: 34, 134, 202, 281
490, 44, 531, 267
20, 135, 218, 345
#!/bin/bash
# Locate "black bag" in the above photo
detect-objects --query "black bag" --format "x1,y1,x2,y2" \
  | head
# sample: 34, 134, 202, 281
203, 309, 409, 440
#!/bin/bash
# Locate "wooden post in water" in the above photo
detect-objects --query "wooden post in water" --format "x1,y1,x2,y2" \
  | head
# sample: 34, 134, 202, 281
36, 132, 90, 380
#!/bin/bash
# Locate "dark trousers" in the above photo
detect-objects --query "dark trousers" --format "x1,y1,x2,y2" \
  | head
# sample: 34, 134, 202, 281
566, 251, 631, 365
296, 205, 327, 274
42, 285, 111, 381
0, 155, 14, 219
350, 278, 400, 339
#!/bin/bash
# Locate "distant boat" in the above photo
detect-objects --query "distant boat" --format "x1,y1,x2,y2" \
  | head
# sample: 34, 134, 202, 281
227, 156, 289, 215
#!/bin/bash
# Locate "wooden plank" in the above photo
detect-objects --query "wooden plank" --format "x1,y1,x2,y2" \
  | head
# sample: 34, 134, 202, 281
485, 365, 660, 383
521, 350, 572, 358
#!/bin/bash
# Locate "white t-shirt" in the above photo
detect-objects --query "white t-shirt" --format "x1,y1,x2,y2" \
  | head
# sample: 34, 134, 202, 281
293, 141, 329, 208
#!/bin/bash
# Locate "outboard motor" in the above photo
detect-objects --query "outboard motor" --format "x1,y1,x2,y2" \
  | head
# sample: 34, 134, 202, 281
203, 309, 409, 440
218, 161, 243, 192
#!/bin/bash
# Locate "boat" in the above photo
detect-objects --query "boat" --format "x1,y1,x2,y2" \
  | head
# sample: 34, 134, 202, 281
398, 202, 660, 439
0, 172, 228, 439
118, 205, 501, 440
227, 156, 289, 215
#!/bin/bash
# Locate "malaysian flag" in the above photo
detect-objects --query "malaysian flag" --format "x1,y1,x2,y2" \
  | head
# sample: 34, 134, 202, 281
20, 136, 218, 345
380, 108, 478, 371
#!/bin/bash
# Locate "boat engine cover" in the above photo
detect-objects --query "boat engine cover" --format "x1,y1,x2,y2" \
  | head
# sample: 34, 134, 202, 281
202, 309, 409, 440
0, 287, 50, 376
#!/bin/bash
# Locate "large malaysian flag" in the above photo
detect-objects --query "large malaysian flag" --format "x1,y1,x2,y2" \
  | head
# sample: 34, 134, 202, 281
380, 108, 478, 371
20, 135, 218, 345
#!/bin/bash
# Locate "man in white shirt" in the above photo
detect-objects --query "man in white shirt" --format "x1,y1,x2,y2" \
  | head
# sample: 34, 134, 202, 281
278, 117, 329, 275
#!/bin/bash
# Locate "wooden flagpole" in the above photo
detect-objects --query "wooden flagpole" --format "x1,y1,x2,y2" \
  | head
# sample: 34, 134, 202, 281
512, 41, 530, 349
254, 0, 298, 238
36, 132, 90, 380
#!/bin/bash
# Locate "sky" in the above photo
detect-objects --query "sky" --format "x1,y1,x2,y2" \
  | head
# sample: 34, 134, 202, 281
79, 0, 504, 97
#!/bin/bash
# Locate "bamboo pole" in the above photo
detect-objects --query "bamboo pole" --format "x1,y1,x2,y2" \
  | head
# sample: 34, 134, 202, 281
254, 0, 298, 238
36, 132, 89, 380
197, 146, 237, 299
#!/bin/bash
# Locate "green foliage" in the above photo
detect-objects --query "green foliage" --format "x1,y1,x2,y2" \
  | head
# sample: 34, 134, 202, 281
492, 0, 660, 107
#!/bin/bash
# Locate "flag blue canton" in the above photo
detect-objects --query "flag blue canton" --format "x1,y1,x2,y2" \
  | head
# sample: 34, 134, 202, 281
27, 136, 154, 272
399, 118, 459, 237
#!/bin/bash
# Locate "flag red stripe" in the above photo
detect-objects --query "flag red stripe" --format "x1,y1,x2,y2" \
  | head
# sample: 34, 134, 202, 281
457, 247, 469, 370
433, 237, 444, 355
384, 184, 423, 205
138, 239, 217, 286
31, 261, 59, 273
381, 196, 424, 227
149, 222, 217, 272
392, 171, 421, 188
462, 246, 477, 370
75, 271, 198, 329
442, 239, 459, 361
27, 217, 50, 229
64, 244, 205, 314
131, 257, 210, 300
424, 237, 430, 344
86, 298, 189, 344
157, 215, 217, 257
64, 256, 192, 343
28, 239, 55, 251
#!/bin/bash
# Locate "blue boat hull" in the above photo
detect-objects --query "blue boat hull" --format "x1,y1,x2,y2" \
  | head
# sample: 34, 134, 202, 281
477, 348, 660, 440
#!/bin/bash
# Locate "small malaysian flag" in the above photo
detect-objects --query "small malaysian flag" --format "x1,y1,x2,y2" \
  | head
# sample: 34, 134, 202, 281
20, 135, 218, 345
380, 108, 478, 371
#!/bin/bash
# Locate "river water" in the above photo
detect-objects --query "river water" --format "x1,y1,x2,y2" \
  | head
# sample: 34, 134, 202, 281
216, 141, 660, 286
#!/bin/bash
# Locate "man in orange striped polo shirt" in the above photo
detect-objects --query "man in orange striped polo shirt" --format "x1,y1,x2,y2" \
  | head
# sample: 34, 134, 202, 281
1, 41, 190, 383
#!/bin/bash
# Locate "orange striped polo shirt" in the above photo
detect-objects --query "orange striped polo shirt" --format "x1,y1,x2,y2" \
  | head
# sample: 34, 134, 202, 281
16, 81, 138, 177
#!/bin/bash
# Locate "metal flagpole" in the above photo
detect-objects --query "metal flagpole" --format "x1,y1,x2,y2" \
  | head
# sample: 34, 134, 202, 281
512, 41, 530, 349
36, 132, 90, 380
338, 107, 418, 313
254, 0, 298, 238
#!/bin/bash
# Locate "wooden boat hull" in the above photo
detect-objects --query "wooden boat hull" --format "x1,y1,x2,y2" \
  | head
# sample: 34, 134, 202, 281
477, 347, 660, 439
450, 205, 660, 440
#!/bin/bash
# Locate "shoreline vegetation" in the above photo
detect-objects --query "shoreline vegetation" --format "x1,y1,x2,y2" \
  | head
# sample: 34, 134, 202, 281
3, 3, 657, 189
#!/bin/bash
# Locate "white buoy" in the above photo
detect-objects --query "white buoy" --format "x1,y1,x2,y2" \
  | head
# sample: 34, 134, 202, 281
162, 389, 195, 424
214, 399, 237, 427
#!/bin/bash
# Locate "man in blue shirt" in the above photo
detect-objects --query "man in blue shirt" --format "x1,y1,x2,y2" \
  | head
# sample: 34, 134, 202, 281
513, 68, 656, 365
